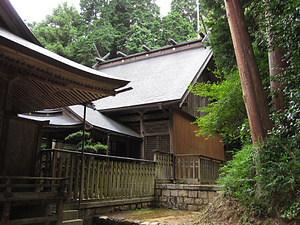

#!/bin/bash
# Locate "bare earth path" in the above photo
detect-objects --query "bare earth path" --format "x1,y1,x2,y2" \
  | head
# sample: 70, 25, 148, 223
103, 208, 204, 224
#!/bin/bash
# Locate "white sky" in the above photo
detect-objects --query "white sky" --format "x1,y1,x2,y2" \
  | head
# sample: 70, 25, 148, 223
9, 0, 172, 23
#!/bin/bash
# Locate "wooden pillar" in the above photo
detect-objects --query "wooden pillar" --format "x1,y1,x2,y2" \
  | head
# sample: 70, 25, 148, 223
0, 79, 10, 176
106, 133, 110, 155
169, 109, 175, 154
224, 0, 272, 146
139, 112, 145, 159
169, 109, 175, 180
126, 141, 130, 157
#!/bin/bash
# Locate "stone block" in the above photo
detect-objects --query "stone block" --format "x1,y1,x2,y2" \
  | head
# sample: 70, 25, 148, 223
195, 198, 203, 205
122, 205, 131, 211
178, 190, 188, 197
188, 204, 198, 211
142, 202, 149, 208
162, 189, 171, 196
170, 190, 178, 196
188, 190, 197, 198
159, 196, 167, 202
155, 189, 162, 196
184, 197, 195, 204
208, 191, 217, 199
203, 198, 209, 205
198, 191, 208, 199
167, 196, 177, 209
130, 204, 136, 210
198, 205, 206, 211
177, 196, 184, 204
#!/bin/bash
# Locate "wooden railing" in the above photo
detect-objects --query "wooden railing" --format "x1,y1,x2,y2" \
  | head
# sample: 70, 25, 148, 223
0, 176, 68, 225
40, 149, 156, 202
175, 154, 224, 184
153, 151, 174, 182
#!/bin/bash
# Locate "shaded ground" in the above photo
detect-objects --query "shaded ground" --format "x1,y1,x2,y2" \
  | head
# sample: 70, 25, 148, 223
105, 208, 202, 224
102, 197, 299, 225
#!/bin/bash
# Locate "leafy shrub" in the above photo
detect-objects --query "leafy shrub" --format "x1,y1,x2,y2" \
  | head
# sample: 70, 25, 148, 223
64, 130, 108, 154
64, 130, 90, 144
217, 145, 260, 214
218, 126, 300, 220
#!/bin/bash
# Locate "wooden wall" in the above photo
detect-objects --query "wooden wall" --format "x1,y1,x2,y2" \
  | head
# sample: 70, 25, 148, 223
173, 111, 224, 161
0, 116, 43, 176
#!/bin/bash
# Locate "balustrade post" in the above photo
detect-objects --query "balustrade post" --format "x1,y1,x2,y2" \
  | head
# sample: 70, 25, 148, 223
198, 156, 201, 182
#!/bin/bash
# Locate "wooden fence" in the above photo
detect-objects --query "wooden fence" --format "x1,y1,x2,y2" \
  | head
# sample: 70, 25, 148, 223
40, 149, 156, 202
175, 154, 224, 184
0, 176, 68, 225
153, 151, 173, 182
153, 151, 224, 184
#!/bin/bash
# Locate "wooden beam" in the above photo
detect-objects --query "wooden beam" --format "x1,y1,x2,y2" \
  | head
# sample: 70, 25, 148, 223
144, 132, 170, 137
118, 111, 169, 123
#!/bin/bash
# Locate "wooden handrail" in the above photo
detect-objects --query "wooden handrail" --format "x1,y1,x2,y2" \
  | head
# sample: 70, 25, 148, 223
0, 176, 68, 181
153, 150, 174, 156
40, 149, 156, 202
175, 154, 225, 163
42, 149, 157, 164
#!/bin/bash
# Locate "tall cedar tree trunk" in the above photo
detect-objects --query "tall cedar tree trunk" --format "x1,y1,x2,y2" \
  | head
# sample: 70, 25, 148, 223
224, 0, 272, 147
269, 48, 286, 113
266, 0, 286, 113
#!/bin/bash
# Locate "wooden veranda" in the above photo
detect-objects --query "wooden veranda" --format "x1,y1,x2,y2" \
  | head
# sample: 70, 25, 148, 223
40, 149, 156, 204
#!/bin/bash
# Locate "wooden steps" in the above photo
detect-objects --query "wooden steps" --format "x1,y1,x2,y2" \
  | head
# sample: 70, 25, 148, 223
62, 219, 83, 225
51, 205, 83, 225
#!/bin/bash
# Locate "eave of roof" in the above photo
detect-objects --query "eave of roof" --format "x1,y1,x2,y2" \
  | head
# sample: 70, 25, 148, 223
69, 105, 141, 139
0, 28, 129, 87
19, 111, 82, 127
0, 0, 42, 46
0, 27, 129, 113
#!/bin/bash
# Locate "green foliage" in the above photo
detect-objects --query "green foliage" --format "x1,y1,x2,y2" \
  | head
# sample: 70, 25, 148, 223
218, 139, 300, 219
205, 0, 300, 221
259, 137, 300, 219
191, 0, 270, 147
64, 130, 90, 144
190, 70, 249, 144
64, 130, 108, 154
159, 11, 197, 46
217, 145, 257, 205
79, 0, 163, 62
32, 2, 81, 60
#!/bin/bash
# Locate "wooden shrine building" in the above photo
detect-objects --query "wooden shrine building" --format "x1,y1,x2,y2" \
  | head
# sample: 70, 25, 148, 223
0, 0, 128, 223
93, 39, 225, 162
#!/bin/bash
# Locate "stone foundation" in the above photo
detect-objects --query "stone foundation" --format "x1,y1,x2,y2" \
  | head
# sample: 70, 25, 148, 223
155, 183, 220, 211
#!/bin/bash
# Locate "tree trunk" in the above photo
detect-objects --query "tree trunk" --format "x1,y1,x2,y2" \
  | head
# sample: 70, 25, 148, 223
224, 0, 272, 147
269, 48, 286, 113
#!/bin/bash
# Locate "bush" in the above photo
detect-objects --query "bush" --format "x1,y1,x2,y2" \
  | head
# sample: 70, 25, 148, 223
64, 130, 108, 154
217, 145, 260, 215
218, 135, 300, 220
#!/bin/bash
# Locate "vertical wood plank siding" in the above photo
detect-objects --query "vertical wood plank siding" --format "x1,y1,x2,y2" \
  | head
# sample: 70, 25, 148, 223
40, 149, 156, 201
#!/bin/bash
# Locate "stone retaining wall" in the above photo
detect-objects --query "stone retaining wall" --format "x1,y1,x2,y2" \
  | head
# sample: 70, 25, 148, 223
155, 184, 221, 211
